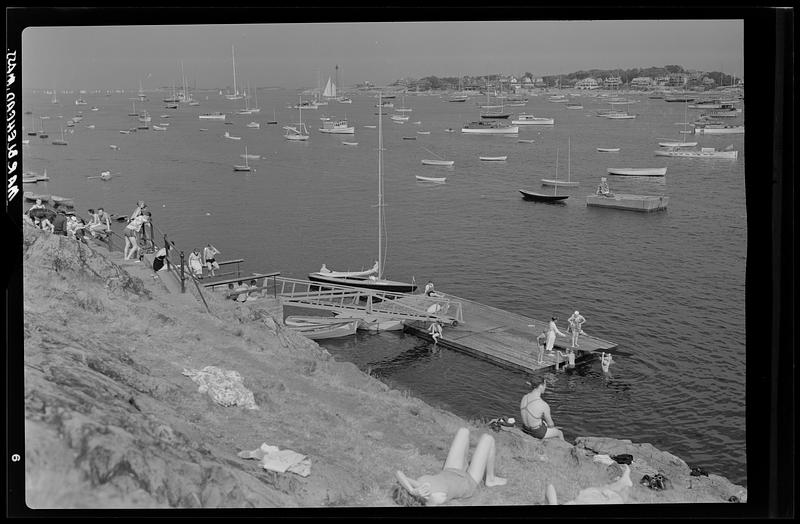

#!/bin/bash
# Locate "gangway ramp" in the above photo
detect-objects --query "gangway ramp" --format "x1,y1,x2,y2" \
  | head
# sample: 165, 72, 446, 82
273, 277, 462, 325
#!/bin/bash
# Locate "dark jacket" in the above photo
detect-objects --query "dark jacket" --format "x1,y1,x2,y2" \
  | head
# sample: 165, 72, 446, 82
51, 213, 68, 235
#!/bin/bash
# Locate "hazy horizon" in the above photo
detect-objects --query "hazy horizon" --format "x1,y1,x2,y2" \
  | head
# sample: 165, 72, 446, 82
19, 20, 744, 91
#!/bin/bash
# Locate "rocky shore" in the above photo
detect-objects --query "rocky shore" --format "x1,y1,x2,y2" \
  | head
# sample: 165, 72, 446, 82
20, 223, 746, 509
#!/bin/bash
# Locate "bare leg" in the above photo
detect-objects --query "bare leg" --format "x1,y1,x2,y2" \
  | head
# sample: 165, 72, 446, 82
544, 427, 564, 440
546, 484, 558, 505
466, 434, 507, 487
443, 427, 470, 470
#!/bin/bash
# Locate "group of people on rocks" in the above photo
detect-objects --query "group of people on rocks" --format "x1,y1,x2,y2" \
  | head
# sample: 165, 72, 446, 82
393, 372, 629, 506
225, 279, 262, 302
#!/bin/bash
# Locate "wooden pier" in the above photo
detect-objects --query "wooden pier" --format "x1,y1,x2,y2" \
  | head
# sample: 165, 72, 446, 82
404, 293, 618, 374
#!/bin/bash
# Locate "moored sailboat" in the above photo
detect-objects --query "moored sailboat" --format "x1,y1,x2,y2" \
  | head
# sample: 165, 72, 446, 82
308, 93, 417, 293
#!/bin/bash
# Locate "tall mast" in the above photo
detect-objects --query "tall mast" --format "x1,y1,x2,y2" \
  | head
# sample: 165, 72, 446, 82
567, 137, 571, 183
232, 46, 238, 96
181, 60, 187, 101
377, 92, 384, 280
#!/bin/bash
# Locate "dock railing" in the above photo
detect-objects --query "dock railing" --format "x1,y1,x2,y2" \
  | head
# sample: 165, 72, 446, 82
271, 276, 463, 325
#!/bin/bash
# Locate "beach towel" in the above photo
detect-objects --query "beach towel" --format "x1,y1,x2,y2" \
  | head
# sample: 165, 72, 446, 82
238, 443, 311, 477
182, 366, 259, 410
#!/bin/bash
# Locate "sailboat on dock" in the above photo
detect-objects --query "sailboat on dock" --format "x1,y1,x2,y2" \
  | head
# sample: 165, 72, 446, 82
308, 93, 418, 293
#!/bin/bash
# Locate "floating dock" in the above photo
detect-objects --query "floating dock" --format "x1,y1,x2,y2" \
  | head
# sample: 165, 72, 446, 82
404, 293, 617, 374
586, 193, 669, 212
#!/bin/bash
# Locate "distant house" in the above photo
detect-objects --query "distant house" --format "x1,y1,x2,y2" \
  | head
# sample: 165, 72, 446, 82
630, 76, 652, 89
533, 77, 546, 88
666, 73, 688, 87
603, 76, 622, 89
702, 77, 716, 86
575, 77, 600, 90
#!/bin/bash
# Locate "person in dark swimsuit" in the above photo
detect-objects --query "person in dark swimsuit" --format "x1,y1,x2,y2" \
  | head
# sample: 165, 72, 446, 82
519, 376, 564, 440
394, 427, 507, 506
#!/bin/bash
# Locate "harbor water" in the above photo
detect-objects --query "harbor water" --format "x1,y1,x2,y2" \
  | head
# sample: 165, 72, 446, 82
20, 88, 747, 486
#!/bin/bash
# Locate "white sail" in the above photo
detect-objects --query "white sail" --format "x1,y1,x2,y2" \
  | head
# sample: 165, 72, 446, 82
323, 77, 337, 98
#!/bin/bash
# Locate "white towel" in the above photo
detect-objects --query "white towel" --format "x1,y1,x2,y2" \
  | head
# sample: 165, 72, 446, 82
238, 443, 311, 477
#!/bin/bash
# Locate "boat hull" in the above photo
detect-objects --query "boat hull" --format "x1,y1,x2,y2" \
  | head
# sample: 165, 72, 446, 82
540, 179, 579, 187
285, 319, 359, 340
461, 125, 519, 134
479, 156, 507, 161
519, 190, 569, 202
421, 160, 454, 166
606, 167, 667, 177
416, 175, 446, 183
307, 273, 417, 293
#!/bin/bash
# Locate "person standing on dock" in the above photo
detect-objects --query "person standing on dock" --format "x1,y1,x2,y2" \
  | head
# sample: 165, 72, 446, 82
203, 244, 221, 277
520, 376, 564, 440
567, 311, 586, 348
535, 329, 547, 364
188, 248, 204, 278
546, 317, 567, 353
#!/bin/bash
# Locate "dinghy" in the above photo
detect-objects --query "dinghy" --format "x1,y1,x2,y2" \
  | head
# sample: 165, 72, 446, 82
606, 167, 667, 177
597, 147, 620, 153
421, 159, 454, 166
416, 175, 447, 183
479, 155, 507, 161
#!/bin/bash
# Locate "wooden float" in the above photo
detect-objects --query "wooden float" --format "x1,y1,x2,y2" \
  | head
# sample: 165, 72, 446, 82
586, 193, 669, 212
403, 292, 617, 374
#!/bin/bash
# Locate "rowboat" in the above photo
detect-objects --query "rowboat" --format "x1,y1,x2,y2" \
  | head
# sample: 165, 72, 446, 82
285, 318, 359, 340
416, 175, 447, 183
224, 131, 241, 140
517, 139, 536, 144
597, 148, 620, 153
606, 167, 667, 177
402, 136, 416, 140
421, 159, 454, 166
152, 125, 167, 131
416, 131, 431, 135
341, 141, 359, 146
199, 112, 226, 121
479, 156, 507, 161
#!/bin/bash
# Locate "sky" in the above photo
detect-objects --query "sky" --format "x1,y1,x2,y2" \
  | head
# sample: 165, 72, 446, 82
18, 19, 744, 91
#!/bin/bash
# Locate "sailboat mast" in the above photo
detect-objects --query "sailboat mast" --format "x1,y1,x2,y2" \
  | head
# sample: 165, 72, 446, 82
377, 93, 384, 280
232, 46, 238, 96
554, 148, 559, 196
567, 137, 571, 183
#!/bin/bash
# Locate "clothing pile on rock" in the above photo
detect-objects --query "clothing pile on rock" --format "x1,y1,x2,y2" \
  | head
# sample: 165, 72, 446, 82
182, 365, 259, 410
238, 443, 311, 477
639, 473, 672, 491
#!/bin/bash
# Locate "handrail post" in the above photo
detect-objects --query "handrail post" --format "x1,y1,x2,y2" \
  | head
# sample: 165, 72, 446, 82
179, 251, 186, 293
164, 234, 171, 270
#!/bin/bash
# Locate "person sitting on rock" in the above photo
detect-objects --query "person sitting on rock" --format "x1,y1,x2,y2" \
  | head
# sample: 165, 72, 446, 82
520, 375, 564, 440
393, 427, 507, 506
